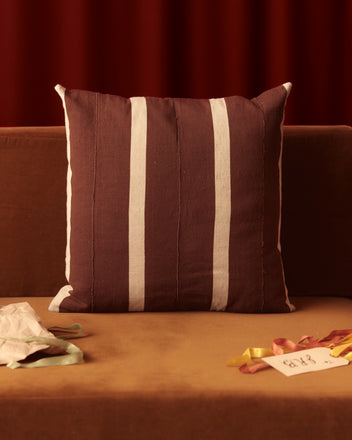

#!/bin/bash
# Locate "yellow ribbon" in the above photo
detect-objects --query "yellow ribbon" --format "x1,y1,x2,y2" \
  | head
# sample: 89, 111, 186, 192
329, 333, 352, 360
227, 347, 273, 367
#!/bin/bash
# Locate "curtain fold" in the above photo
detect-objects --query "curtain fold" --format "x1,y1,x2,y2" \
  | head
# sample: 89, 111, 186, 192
0, 0, 351, 126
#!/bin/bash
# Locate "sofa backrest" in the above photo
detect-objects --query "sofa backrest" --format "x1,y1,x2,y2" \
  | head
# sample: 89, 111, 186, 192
281, 125, 352, 296
0, 125, 351, 298
0, 127, 67, 297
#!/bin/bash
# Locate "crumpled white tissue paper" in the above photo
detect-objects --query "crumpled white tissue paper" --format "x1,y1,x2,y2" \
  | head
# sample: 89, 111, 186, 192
0, 302, 59, 364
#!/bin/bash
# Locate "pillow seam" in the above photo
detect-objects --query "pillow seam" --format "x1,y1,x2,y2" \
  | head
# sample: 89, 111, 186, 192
173, 99, 181, 310
252, 97, 266, 313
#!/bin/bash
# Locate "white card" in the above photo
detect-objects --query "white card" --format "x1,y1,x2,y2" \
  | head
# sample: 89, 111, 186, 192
262, 347, 349, 376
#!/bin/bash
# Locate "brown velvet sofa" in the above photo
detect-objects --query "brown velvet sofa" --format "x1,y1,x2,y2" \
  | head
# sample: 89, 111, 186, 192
0, 125, 352, 440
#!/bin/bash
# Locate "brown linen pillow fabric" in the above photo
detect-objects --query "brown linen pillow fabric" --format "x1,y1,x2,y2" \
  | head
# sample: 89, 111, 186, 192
49, 84, 295, 313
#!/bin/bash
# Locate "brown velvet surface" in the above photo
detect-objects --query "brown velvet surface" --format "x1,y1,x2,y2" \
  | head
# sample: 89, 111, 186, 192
281, 125, 352, 296
0, 296, 352, 439
0, 127, 67, 297
0, 126, 351, 439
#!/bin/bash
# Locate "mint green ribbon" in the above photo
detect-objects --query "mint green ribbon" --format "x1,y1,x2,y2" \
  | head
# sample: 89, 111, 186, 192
1, 324, 84, 369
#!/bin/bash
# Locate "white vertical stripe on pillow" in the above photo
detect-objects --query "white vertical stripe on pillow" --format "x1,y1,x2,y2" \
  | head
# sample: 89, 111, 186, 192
128, 97, 147, 312
209, 98, 231, 311
55, 84, 72, 283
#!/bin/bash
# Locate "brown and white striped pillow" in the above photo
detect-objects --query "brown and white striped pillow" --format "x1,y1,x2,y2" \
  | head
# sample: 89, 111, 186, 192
49, 84, 295, 313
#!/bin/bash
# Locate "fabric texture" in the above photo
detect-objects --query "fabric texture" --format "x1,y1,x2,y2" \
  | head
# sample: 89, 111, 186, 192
281, 125, 352, 296
2, 296, 352, 440
1, 125, 351, 301
0, 127, 67, 297
50, 84, 294, 313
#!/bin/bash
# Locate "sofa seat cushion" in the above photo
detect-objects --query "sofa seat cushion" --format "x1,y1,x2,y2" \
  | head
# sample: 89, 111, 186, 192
0, 296, 352, 440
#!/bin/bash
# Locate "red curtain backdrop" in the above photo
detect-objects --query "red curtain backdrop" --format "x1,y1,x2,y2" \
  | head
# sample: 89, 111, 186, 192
0, 0, 351, 126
